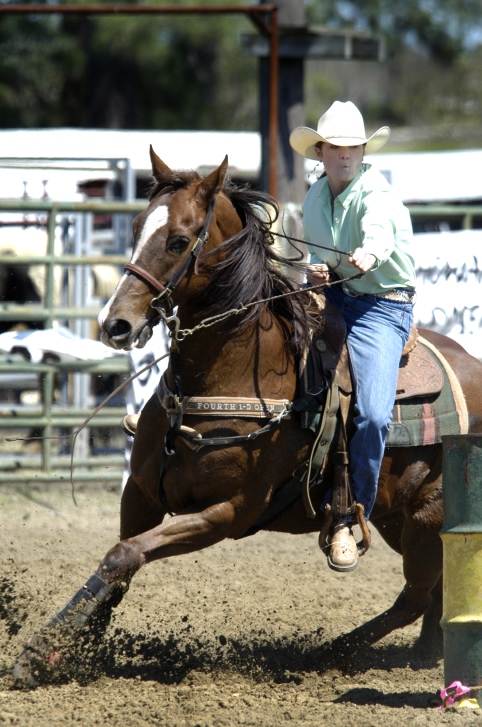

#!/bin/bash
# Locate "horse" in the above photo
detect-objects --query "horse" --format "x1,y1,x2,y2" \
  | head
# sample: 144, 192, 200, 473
13, 148, 482, 686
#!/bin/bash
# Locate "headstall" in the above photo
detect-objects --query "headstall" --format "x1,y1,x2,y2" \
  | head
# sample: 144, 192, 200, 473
124, 197, 217, 309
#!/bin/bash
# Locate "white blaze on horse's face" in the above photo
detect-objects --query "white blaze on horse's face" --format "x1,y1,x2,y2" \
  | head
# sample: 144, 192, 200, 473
131, 203, 169, 264
98, 202, 170, 333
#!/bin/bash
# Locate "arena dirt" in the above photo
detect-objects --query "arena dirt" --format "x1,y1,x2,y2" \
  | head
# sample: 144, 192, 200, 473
0, 483, 478, 726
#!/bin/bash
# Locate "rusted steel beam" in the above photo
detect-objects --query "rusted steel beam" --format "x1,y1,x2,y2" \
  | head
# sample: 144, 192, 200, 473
0, 5, 277, 15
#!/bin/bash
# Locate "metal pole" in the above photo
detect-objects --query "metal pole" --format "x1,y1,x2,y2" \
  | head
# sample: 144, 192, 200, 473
45, 206, 58, 329
40, 206, 59, 471
441, 434, 482, 705
267, 7, 279, 198
73, 212, 92, 459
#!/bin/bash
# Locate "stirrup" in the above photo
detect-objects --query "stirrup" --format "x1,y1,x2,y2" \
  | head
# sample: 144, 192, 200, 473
319, 502, 371, 559
121, 413, 140, 437
318, 503, 333, 553
355, 503, 371, 556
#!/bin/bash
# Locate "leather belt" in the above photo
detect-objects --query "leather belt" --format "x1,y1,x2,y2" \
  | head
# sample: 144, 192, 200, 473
376, 289, 416, 302
344, 287, 415, 303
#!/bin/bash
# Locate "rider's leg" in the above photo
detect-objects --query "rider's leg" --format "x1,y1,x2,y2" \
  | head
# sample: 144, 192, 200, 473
324, 286, 413, 570
344, 295, 413, 519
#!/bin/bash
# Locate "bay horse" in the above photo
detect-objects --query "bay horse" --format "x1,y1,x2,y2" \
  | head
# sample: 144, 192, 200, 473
13, 149, 482, 686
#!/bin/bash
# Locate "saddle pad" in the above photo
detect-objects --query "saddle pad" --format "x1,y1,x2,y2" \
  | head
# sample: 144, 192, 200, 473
386, 337, 469, 447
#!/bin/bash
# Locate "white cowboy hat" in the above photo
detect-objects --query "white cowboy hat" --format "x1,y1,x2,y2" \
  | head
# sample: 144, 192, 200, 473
289, 100, 390, 161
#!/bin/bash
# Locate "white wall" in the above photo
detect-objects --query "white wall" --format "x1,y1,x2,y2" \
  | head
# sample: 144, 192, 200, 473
0, 128, 261, 201
413, 229, 482, 359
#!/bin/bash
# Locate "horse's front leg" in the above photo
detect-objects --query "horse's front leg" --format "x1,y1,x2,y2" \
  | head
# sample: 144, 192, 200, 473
13, 494, 238, 687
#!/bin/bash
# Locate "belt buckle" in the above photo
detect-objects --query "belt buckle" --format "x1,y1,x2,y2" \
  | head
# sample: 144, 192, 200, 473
381, 289, 414, 302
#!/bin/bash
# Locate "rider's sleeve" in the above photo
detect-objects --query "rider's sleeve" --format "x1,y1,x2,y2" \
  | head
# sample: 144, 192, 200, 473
359, 190, 398, 265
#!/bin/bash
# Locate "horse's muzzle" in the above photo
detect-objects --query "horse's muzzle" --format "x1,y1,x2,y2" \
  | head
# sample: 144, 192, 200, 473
101, 317, 153, 350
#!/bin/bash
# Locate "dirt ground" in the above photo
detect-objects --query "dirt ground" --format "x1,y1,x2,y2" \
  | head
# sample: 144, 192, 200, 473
0, 482, 479, 726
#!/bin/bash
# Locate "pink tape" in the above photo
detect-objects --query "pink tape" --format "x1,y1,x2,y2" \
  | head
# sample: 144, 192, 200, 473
437, 681, 472, 709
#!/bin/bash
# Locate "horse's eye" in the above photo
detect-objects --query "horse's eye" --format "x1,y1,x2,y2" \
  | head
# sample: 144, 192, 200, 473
167, 236, 190, 254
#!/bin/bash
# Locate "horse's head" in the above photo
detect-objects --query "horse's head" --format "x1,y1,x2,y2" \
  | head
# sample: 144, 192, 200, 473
100, 146, 312, 356
99, 147, 234, 350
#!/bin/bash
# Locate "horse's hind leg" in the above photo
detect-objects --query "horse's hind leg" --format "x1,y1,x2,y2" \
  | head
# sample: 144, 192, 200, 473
373, 510, 443, 660
323, 514, 443, 668
413, 575, 443, 659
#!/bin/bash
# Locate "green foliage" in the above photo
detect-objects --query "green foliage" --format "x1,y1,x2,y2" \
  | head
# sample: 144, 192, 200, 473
306, 0, 480, 62
304, 0, 482, 139
304, 72, 341, 129
0, 0, 258, 130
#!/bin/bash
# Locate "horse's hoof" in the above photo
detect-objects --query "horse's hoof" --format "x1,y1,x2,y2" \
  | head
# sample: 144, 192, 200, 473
12, 634, 63, 689
12, 649, 44, 689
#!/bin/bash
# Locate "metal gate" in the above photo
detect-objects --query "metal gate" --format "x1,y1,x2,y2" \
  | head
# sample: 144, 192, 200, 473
0, 197, 145, 484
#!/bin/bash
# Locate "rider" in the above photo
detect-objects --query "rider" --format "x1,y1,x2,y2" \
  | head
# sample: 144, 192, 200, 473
289, 100, 416, 573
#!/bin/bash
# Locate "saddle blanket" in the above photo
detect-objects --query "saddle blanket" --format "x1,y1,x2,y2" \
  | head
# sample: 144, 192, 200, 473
386, 337, 468, 447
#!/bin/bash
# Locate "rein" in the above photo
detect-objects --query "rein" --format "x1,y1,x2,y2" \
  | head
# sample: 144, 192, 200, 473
121, 210, 357, 501
156, 262, 361, 454
270, 230, 353, 257
173, 272, 363, 341
156, 272, 359, 457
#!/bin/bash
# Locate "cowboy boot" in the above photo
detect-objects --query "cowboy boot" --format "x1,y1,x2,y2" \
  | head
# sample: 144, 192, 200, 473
328, 519, 358, 572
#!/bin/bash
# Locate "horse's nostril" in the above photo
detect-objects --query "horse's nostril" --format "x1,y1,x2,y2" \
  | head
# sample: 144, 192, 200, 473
104, 318, 132, 339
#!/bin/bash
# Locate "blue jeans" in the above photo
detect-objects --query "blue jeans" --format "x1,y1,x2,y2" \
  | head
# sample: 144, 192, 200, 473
324, 285, 414, 520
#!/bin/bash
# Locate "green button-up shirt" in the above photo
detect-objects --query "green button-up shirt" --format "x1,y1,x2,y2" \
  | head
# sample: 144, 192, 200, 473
302, 162, 416, 294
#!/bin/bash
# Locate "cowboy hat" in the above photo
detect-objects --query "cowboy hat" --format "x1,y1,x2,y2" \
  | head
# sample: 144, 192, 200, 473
289, 100, 390, 161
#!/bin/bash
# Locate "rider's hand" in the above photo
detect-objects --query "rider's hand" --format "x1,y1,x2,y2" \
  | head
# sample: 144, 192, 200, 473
306, 264, 330, 286
348, 248, 377, 273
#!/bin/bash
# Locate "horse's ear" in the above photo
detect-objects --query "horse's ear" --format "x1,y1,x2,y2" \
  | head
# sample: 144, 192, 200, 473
196, 155, 228, 203
149, 145, 173, 183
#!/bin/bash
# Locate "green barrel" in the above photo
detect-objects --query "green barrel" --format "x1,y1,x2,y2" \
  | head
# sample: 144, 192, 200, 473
441, 434, 482, 705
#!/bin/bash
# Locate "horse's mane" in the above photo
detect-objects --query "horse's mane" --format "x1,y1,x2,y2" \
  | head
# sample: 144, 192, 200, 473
150, 173, 315, 358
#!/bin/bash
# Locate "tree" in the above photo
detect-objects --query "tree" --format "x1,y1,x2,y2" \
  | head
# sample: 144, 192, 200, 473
304, 0, 482, 142
0, 0, 481, 148
0, 0, 258, 130
305, 0, 481, 63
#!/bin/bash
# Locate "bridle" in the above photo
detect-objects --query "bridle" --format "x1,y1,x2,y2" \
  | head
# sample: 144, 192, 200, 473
124, 197, 217, 310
